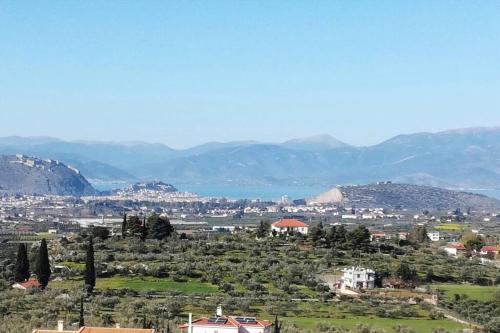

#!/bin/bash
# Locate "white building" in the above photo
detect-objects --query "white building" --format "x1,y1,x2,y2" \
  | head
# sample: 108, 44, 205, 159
341, 266, 375, 289
443, 243, 466, 257
212, 226, 236, 233
180, 306, 272, 333
271, 219, 308, 235
427, 232, 440, 242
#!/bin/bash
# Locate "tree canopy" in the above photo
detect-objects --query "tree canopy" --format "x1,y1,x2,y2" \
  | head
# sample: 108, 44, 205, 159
35, 239, 51, 289
347, 225, 371, 252
14, 243, 30, 283
84, 237, 96, 294
148, 214, 175, 240
409, 226, 429, 244
256, 220, 270, 238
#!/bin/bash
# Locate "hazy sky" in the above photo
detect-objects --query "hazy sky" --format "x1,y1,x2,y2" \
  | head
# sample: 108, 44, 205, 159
1, 1, 500, 148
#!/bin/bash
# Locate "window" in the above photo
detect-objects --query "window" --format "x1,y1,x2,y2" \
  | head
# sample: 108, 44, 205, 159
357, 274, 360, 278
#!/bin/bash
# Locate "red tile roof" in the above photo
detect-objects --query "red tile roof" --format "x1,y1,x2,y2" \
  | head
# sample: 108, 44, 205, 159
80, 328, 154, 333
14, 279, 40, 289
272, 219, 308, 228
446, 243, 465, 250
32, 327, 154, 333
481, 245, 498, 252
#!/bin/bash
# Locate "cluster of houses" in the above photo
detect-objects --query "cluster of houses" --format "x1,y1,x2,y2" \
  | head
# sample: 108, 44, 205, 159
33, 306, 272, 333
369, 231, 409, 242
369, 230, 445, 242
443, 243, 499, 258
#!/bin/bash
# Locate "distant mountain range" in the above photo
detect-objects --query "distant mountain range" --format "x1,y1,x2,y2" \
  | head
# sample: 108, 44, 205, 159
0, 155, 96, 196
2, 127, 500, 189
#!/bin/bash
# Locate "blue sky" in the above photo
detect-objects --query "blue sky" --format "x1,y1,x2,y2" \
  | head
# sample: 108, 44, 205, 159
1, 1, 500, 148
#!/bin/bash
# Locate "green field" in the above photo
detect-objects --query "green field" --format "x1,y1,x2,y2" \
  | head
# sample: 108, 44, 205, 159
247, 302, 465, 333
51, 276, 218, 294
430, 283, 499, 302
283, 316, 464, 333
433, 224, 464, 231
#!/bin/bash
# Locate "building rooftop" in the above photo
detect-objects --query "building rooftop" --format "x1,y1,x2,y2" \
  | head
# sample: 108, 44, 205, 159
272, 218, 308, 228
446, 243, 465, 250
13, 278, 40, 289
179, 316, 271, 329
32, 327, 154, 333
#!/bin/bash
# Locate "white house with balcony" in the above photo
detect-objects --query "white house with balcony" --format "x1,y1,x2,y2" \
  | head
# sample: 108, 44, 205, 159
341, 266, 375, 289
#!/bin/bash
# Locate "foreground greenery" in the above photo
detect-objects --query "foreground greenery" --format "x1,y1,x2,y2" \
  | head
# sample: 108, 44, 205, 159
0, 218, 499, 333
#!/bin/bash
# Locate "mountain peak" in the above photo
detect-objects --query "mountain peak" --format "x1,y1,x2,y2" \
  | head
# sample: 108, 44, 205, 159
282, 134, 349, 150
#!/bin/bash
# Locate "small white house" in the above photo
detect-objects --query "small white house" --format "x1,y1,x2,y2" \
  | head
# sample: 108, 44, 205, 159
180, 306, 272, 333
271, 219, 308, 235
427, 232, 440, 242
443, 243, 466, 257
341, 266, 375, 289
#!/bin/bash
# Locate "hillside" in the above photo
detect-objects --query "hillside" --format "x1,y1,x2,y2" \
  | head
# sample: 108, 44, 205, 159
309, 183, 500, 211
0, 155, 97, 196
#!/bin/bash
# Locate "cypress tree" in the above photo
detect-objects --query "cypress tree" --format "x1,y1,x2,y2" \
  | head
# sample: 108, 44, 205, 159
122, 213, 127, 238
84, 237, 96, 294
79, 296, 85, 327
35, 239, 51, 289
141, 217, 147, 241
256, 220, 270, 238
127, 215, 143, 237
14, 243, 30, 282
273, 315, 282, 333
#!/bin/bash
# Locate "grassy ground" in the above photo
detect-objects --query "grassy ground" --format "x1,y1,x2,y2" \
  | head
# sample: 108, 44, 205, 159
282, 316, 465, 333
50, 276, 218, 294
430, 283, 499, 302
58, 261, 85, 270
97, 276, 218, 293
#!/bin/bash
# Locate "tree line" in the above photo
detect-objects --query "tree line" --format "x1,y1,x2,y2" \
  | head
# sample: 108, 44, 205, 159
122, 213, 175, 241
13, 239, 51, 289
13, 236, 96, 296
